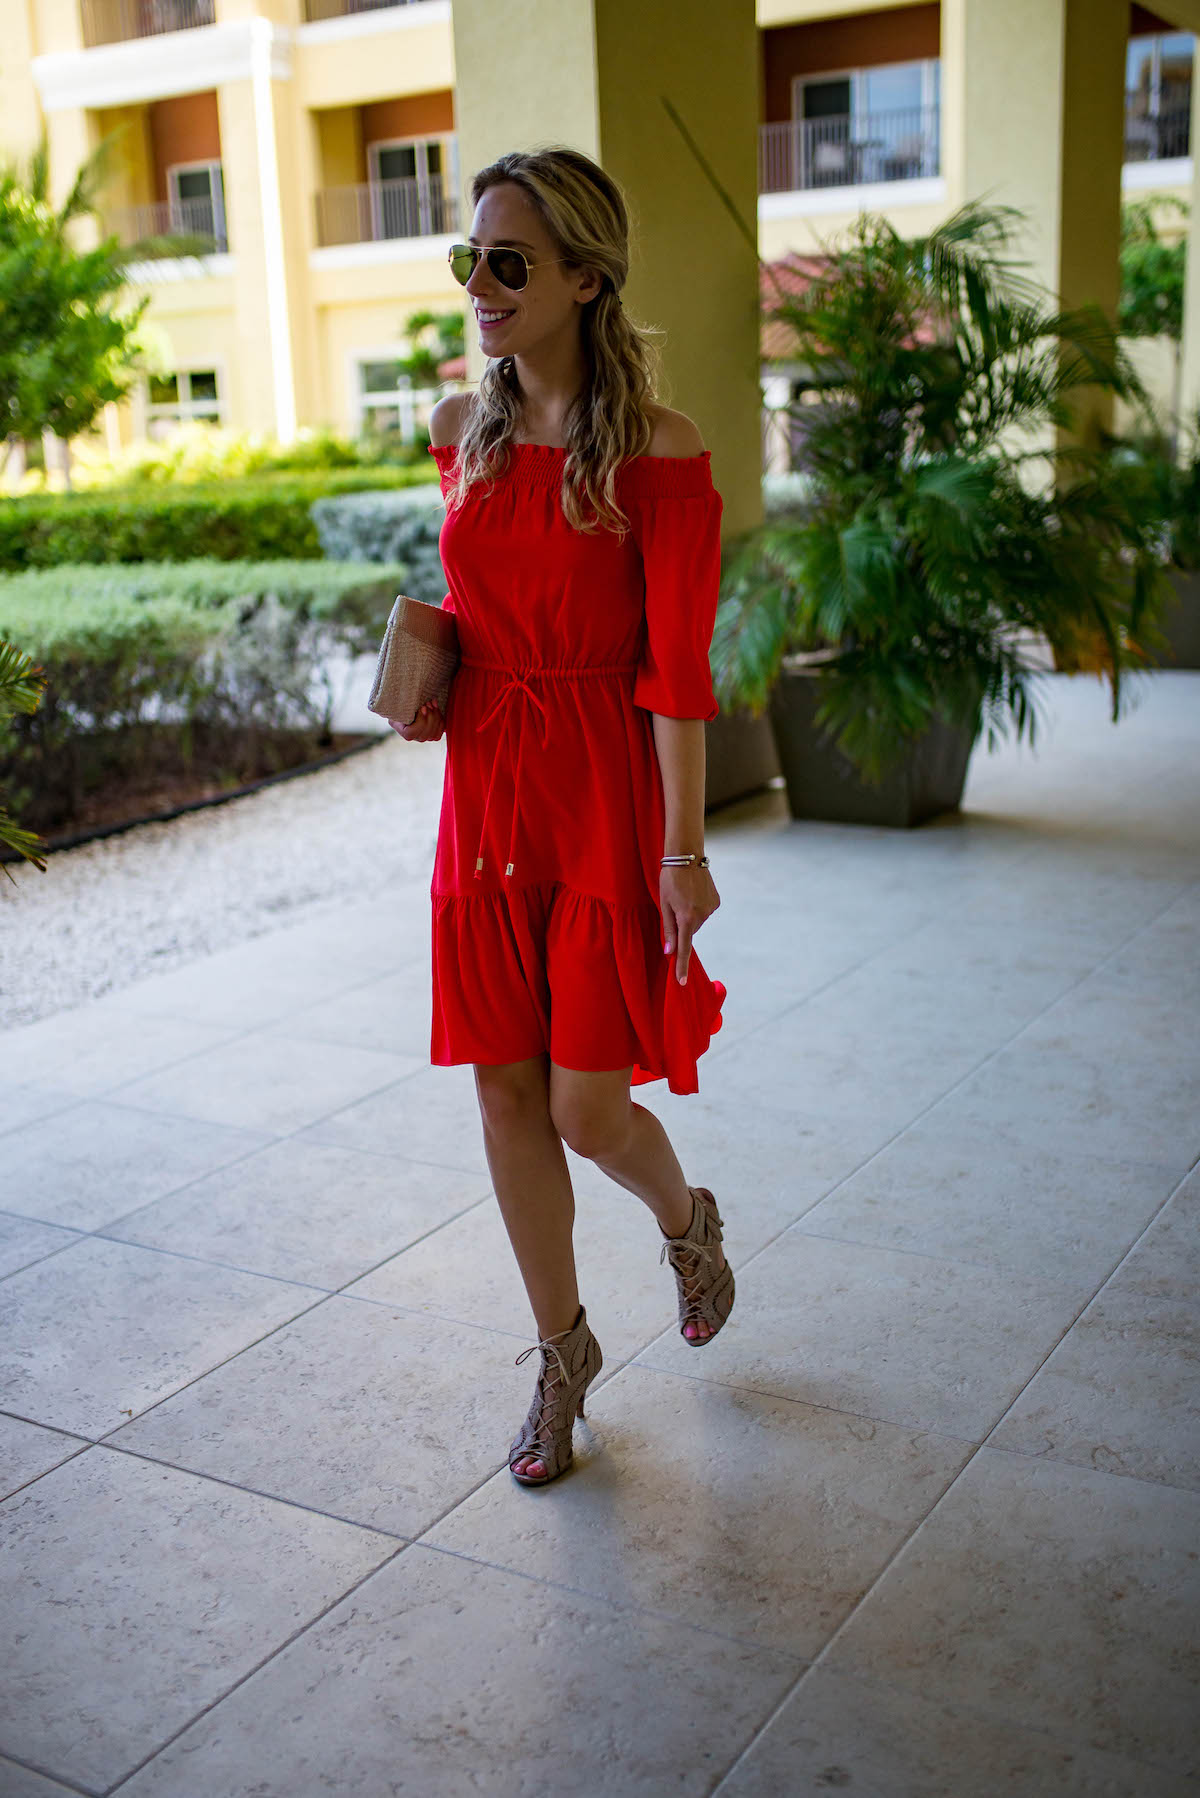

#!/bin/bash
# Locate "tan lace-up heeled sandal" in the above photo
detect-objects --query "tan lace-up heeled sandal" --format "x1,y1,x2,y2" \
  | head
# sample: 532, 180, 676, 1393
659, 1186, 735, 1345
508, 1302, 603, 1487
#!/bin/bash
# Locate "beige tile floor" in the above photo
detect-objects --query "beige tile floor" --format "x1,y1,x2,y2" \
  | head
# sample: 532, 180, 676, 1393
1, 672, 1197, 1797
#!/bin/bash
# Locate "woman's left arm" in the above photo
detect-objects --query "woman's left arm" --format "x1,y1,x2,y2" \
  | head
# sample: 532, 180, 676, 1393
653, 713, 720, 987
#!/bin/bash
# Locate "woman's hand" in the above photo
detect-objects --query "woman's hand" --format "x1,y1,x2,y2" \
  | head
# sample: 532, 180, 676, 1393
660, 864, 720, 986
389, 701, 445, 742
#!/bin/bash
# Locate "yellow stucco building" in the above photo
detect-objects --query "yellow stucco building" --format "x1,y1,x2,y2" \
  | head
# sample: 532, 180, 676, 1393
3, 0, 1199, 492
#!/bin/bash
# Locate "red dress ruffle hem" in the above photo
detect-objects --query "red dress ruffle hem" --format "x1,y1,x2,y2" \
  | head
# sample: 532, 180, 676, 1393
426, 439, 727, 1097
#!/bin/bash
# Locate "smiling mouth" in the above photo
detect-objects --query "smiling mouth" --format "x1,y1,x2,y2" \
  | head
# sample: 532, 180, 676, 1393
477, 309, 516, 327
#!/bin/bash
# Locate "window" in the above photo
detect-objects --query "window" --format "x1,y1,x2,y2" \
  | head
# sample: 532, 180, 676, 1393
1126, 32, 1193, 161
146, 369, 223, 440
365, 136, 457, 239
791, 60, 940, 187
166, 161, 227, 250
355, 358, 412, 440
353, 356, 452, 442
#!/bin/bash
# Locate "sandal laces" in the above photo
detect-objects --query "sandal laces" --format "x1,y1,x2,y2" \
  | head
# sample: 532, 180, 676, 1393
660, 1191, 728, 1326
660, 1236, 715, 1321
510, 1330, 576, 1468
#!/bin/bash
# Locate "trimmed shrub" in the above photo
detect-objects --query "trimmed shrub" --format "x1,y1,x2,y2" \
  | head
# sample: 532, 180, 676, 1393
0, 468, 437, 571
310, 486, 448, 604
0, 560, 405, 832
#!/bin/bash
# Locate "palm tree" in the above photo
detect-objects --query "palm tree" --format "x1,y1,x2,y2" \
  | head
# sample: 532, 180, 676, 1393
711, 202, 1174, 781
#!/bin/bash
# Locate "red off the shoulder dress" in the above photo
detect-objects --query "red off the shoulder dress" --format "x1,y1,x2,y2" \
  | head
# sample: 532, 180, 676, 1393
427, 439, 727, 1096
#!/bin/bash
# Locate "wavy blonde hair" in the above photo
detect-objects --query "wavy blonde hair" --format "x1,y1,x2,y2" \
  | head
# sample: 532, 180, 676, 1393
442, 147, 665, 539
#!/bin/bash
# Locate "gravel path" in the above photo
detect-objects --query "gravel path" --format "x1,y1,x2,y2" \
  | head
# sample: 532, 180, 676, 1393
0, 733, 447, 1030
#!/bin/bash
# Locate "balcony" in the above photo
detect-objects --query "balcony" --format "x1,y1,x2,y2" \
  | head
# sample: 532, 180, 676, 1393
759, 107, 940, 195
313, 175, 458, 248
1124, 92, 1192, 161
80, 0, 214, 48
302, 0, 433, 19
105, 193, 229, 258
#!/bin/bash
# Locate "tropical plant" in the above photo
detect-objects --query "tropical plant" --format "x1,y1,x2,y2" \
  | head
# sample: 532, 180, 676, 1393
1104, 401, 1200, 573
394, 308, 467, 389
0, 132, 161, 480
0, 640, 48, 877
711, 202, 1176, 782
1119, 195, 1188, 343
1119, 193, 1189, 445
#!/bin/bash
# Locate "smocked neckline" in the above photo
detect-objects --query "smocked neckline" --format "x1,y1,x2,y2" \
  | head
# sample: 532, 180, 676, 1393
428, 438, 714, 496
428, 441, 712, 462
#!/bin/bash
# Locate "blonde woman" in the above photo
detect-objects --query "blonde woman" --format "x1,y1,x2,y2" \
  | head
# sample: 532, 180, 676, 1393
393, 146, 733, 1487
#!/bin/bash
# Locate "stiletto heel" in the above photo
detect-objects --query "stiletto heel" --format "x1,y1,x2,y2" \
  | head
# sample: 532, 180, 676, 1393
659, 1186, 735, 1345
508, 1303, 603, 1487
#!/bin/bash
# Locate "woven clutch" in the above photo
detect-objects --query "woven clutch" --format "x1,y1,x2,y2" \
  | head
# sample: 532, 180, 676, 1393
368, 594, 460, 727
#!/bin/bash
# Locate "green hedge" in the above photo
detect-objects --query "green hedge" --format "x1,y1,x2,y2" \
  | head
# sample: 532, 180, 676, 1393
310, 487, 448, 604
0, 559, 405, 833
0, 467, 439, 571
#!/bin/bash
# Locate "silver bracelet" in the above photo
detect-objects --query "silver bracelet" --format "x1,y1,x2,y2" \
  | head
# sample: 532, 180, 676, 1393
661, 853, 710, 869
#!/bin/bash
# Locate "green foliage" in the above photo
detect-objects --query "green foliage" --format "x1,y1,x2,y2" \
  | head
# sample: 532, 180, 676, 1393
310, 487, 447, 602
0, 638, 48, 875
714, 204, 1174, 782
394, 308, 466, 388
1104, 403, 1200, 572
0, 468, 432, 570
0, 560, 405, 833
25, 418, 444, 494
0, 130, 150, 447
1119, 195, 1189, 342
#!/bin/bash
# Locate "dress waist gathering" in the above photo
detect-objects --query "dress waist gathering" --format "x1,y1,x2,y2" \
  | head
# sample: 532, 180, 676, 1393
460, 658, 640, 882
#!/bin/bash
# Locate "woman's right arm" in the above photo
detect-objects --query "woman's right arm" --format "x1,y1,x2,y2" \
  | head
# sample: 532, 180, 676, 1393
390, 701, 444, 742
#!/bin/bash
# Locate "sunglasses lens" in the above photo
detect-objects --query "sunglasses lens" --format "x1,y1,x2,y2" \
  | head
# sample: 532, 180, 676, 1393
491, 250, 529, 291
448, 245, 476, 286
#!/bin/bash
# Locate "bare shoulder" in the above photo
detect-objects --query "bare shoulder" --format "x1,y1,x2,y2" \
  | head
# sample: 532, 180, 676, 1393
428, 391, 475, 449
645, 404, 706, 459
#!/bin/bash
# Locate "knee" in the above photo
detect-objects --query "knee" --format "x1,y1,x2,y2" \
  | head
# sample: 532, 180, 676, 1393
474, 1061, 552, 1139
550, 1095, 632, 1163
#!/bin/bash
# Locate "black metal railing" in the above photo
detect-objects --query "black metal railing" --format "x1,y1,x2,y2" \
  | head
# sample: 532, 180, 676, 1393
759, 106, 940, 194
1124, 92, 1192, 161
105, 195, 229, 258
314, 176, 457, 247
81, 0, 214, 48
302, 0, 433, 21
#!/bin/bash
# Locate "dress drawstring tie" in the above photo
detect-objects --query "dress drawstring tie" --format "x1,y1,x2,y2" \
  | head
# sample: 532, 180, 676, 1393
463, 660, 638, 880
470, 669, 551, 880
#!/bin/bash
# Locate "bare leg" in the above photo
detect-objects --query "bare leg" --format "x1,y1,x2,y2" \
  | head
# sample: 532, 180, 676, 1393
548, 1064, 726, 1342
474, 1054, 581, 1479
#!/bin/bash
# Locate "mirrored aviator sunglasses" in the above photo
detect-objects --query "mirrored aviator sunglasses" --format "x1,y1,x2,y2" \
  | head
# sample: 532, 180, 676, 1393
448, 242, 567, 292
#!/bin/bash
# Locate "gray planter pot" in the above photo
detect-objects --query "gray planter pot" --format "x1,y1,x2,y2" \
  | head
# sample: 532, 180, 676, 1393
1155, 569, 1200, 669
704, 707, 781, 812
767, 663, 975, 828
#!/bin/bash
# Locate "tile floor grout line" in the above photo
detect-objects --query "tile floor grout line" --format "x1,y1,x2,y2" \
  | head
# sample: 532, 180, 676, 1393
1, 945, 434, 1112
616, 1356, 986, 1448
706, 899, 1200, 1793
708, 876, 1200, 1299
973, 1155, 1200, 1460
85, 1284, 567, 1457
96, 1539, 415, 1798
86, 1438, 418, 1542
707, 1150, 1200, 1792
86, 1185, 498, 1300
0, 1750, 99, 1798
706, 1439, 982, 1797
709, 1653, 1200, 1798
0, 1128, 494, 1283
409, 1537, 809, 1665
